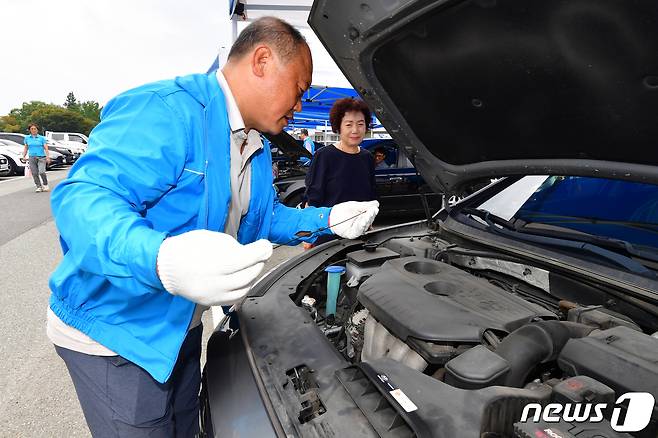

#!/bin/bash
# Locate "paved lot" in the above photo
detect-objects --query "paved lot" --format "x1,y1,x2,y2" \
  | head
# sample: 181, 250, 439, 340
0, 168, 303, 437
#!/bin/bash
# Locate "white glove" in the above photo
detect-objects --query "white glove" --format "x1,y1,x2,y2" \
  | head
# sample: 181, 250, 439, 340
329, 200, 379, 239
157, 230, 273, 306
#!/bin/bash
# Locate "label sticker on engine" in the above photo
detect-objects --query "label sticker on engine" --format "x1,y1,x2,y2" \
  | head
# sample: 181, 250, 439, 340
389, 388, 418, 413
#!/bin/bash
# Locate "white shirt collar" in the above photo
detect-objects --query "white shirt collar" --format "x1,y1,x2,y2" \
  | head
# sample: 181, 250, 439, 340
215, 70, 246, 133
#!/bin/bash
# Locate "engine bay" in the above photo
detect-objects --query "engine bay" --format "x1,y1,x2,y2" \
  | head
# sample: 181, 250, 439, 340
291, 233, 658, 437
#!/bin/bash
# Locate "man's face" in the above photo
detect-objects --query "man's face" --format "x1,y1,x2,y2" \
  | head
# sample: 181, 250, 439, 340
256, 45, 312, 134
374, 151, 386, 164
29, 126, 38, 135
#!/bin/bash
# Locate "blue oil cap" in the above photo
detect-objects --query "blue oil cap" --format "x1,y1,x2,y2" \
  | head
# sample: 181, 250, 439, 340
325, 266, 346, 274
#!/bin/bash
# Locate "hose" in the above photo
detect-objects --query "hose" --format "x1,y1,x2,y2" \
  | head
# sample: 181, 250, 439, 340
494, 320, 596, 387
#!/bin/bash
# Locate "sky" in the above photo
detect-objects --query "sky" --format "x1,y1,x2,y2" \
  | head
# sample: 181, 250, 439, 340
1, 0, 349, 116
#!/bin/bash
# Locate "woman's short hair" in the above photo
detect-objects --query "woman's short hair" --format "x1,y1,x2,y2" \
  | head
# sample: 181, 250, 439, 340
28, 123, 39, 130
329, 98, 371, 133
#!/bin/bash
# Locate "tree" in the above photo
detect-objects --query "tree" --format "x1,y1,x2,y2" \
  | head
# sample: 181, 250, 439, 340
0, 115, 21, 132
78, 100, 102, 122
9, 101, 51, 130
29, 107, 96, 136
2, 96, 101, 135
64, 92, 79, 110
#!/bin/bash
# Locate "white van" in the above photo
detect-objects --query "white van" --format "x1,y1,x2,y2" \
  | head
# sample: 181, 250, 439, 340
45, 131, 88, 154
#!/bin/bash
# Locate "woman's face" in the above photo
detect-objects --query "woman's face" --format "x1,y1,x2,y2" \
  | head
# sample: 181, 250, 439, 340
339, 110, 366, 148
29, 126, 38, 135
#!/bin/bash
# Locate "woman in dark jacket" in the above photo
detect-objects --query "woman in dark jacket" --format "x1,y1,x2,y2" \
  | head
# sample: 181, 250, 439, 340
304, 98, 376, 245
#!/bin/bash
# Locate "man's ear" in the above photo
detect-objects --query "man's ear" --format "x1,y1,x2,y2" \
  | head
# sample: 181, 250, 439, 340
251, 45, 272, 78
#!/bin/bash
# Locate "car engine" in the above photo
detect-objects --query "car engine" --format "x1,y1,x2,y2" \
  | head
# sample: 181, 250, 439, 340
292, 234, 658, 438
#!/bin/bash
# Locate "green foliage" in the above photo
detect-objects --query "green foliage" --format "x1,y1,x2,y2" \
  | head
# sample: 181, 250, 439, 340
29, 107, 96, 136
0, 115, 21, 132
77, 100, 102, 122
9, 101, 52, 130
2, 94, 101, 135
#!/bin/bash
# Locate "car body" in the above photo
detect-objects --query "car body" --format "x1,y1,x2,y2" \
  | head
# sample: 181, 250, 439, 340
0, 139, 28, 176
0, 132, 28, 146
264, 131, 312, 183
0, 135, 69, 170
0, 155, 9, 176
46, 150, 66, 169
201, 1, 658, 437
270, 132, 443, 218
47, 140, 78, 164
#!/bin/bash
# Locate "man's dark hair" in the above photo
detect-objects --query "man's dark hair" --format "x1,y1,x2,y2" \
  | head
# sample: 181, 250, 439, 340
27, 123, 39, 130
374, 147, 386, 156
228, 16, 307, 63
300, 128, 308, 136
329, 98, 372, 133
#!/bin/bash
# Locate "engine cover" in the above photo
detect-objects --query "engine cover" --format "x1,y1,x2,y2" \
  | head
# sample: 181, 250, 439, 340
358, 257, 555, 344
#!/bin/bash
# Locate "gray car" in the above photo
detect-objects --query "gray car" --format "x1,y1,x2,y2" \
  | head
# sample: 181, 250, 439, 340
201, 1, 658, 437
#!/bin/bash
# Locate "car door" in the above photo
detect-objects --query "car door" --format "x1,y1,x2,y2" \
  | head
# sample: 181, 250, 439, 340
373, 142, 442, 217
369, 140, 418, 216
388, 146, 426, 215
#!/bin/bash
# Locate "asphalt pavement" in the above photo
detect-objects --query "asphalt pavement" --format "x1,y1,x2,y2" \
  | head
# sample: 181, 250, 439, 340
0, 168, 303, 437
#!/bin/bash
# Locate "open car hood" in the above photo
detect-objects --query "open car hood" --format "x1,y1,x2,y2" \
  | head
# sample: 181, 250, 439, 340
309, 0, 658, 193
263, 131, 311, 160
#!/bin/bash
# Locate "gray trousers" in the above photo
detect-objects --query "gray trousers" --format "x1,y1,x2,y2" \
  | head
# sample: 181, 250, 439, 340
55, 325, 202, 438
28, 156, 48, 187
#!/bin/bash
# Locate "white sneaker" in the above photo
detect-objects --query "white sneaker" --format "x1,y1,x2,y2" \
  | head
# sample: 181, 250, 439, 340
42, 185, 50, 192
35, 187, 43, 192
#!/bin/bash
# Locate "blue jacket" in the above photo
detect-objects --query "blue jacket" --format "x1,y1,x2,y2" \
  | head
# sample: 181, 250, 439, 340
49, 73, 332, 383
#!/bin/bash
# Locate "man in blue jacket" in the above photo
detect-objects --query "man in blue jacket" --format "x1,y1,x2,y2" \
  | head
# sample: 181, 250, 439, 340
47, 17, 378, 437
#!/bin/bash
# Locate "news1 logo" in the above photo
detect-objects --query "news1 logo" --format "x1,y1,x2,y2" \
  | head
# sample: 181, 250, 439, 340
520, 392, 655, 432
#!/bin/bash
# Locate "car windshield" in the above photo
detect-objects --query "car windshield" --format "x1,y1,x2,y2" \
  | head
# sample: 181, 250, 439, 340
478, 176, 658, 251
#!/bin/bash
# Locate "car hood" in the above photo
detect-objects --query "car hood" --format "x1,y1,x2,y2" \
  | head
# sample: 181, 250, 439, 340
263, 131, 311, 160
309, 0, 658, 193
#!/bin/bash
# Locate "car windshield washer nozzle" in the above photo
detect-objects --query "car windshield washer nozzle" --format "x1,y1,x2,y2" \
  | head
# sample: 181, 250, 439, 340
324, 266, 346, 317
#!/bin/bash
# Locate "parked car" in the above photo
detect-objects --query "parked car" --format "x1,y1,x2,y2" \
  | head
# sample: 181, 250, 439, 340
44, 131, 88, 154
0, 136, 67, 170
0, 155, 9, 176
264, 131, 311, 182
47, 140, 78, 165
0, 132, 27, 146
269, 131, 443, 218
201, 1, 658, 438
0, 139, 28, 175
47, 150, 66, 169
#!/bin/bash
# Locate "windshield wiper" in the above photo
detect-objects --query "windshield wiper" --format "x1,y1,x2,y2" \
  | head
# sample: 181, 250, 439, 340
461, 208, 516, 230
515, 222, 658, 264
518, 213, 658, 233
460, 208, 656, 278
